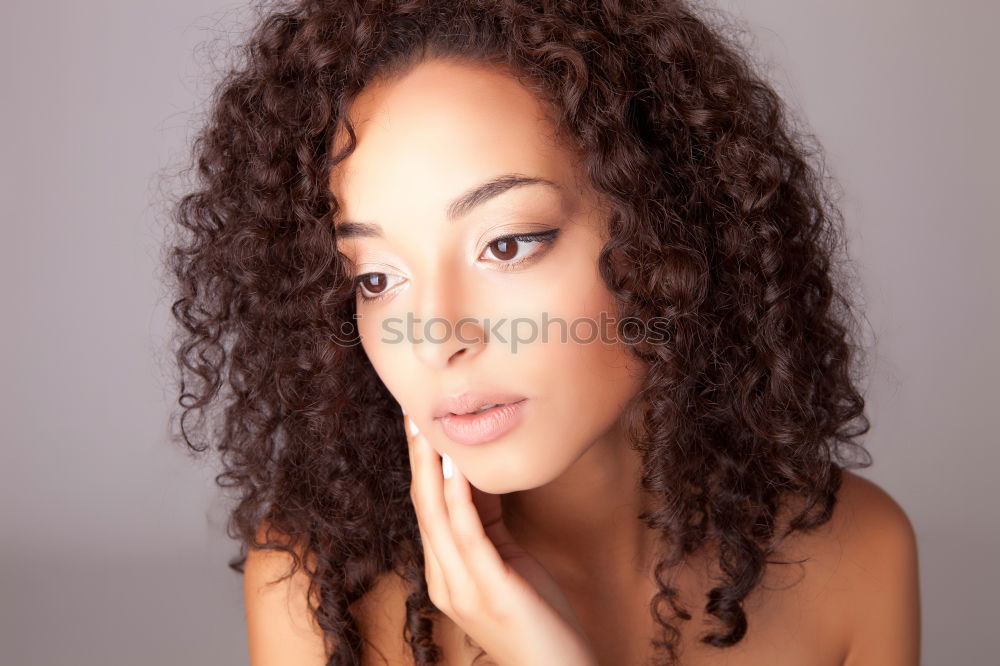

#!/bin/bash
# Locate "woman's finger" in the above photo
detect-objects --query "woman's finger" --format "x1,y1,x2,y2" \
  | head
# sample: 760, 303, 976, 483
416, 509, 448, 604
441, 458, 509, 586
406, 423, 481, 611
404, 414, 459, 605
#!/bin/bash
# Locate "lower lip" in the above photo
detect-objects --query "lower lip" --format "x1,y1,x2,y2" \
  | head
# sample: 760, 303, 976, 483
438, 399, 529, 446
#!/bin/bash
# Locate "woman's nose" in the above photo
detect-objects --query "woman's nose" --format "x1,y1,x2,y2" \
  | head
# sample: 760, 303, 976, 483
411, 311, 488, 369
409, 281, 488, 370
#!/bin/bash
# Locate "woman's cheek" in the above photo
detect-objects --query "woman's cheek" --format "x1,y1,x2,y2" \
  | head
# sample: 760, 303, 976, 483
358, 314, 402, 378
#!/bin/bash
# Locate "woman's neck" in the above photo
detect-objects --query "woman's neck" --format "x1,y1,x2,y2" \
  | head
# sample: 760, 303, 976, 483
500, 420, 660, 589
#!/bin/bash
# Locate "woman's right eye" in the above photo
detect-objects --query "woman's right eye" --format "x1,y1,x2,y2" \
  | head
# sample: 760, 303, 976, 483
354, 272, 402, 303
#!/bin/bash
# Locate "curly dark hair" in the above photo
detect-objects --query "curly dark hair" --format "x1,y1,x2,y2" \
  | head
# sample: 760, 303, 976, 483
163, 0, 874, 663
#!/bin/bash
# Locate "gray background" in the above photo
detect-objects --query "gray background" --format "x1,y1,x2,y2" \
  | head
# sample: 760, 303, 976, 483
2, 1, 996, 664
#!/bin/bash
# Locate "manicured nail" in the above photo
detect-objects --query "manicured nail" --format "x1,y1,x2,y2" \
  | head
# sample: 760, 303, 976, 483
408, 417, 419, 436
441, 452, 453, 480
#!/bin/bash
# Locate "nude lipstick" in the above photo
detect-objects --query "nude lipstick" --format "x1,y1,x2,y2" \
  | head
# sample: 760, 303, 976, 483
433, 391, 528, 446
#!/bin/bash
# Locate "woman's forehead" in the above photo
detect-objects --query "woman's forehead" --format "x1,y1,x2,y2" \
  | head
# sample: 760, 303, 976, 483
328, 59, 575, 206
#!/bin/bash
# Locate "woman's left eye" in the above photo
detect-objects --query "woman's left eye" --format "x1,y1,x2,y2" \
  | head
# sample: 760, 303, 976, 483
480, 228, 560, 270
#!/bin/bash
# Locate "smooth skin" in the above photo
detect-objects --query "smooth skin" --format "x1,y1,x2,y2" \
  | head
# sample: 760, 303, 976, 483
244, 58, 921, 665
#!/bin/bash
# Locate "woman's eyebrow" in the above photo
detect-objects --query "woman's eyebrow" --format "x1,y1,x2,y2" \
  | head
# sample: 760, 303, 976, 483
334, 173, 561, 239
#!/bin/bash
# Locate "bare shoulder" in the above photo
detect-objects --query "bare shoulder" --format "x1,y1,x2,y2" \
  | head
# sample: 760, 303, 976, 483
837, 470, 920, 666
805, 469, 922, 666
351, 570, 479, 666
243, 520, 328, 665
350, 569, 418, 666
830, 469, 918, 549
825, 469, 921, 597
772, 468, 917, 566
243, 520, 466, 666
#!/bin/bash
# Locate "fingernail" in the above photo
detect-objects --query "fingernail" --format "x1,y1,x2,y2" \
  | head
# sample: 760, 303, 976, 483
441, 452, 453, 480
408, 417, 419, 436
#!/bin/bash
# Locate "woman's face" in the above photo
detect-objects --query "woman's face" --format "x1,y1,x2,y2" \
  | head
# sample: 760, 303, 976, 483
330, 59, 647, 494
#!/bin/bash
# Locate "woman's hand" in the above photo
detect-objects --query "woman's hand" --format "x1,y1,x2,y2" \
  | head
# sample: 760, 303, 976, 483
403, 411, 598, 666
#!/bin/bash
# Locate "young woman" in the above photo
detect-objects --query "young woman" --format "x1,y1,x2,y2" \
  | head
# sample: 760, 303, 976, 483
166, 1, 920, 664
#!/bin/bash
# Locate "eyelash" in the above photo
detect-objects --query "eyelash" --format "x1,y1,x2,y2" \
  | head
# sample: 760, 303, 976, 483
352, 228, 561, 303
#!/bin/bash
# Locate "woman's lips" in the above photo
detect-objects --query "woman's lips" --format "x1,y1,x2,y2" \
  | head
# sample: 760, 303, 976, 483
438, 399, 528, 446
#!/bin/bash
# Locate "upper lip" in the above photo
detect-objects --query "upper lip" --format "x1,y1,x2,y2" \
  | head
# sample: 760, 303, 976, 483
433, 390, 527, 419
